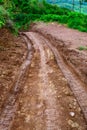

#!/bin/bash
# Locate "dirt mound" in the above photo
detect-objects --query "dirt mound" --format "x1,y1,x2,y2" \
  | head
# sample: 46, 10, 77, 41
0, 28, 27, 111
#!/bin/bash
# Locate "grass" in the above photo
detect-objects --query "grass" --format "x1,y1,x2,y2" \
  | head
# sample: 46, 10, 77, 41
78, 46, 87, 50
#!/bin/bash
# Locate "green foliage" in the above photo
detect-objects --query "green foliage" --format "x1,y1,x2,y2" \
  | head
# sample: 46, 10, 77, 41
78, 46, 87, 50
0, 0, 12, 28
38, 3, 87, 32
39, 14, 68, 24
67, 12, 87, 32
11, 0, 71, 30
0, 6, 6, 28
0, 0, 3, 4
0, 0, 87, 33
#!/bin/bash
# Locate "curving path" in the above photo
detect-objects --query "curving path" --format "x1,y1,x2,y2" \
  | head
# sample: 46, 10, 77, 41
0, 31, 87, 130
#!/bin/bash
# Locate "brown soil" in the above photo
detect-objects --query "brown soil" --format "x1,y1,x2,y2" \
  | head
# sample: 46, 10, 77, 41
0, 28, 27, 112
11, 32, 86, 130
0, 23, 87, 130
31, 22, 87, 85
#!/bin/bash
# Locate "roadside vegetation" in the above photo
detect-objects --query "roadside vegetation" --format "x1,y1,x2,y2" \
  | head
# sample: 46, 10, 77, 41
0, 0, 87, 33
78, 46, 87, 50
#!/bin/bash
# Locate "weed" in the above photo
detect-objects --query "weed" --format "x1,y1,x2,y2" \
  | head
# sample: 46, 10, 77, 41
78, 46, 87, 51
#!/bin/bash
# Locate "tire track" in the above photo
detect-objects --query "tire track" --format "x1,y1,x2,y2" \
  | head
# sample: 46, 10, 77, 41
25, 32, 61, 130
0, 36, 33, 130
35, 32, 87, 124
0, 30, 87, 130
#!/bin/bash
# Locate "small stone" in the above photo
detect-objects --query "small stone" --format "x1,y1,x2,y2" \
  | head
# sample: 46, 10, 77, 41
78, 107, 81, 112
72, 122, 79, 128
68, 119, 73, 125
73, 99, 77, 102
64, 90, 70, 96
69, 112, 75, 117
73, 101, 77, 106
62, 78, 67, 82
17, 111, 21, 114
29, 74, 33, 77
73, 106, 76, 109
31, 63, 34, 67
69, 103, 73, 109
57, 95, 62, 98
68, 120, 79, 128
1, 74, 4, 77
24, 86, 28, 93
37, 103, 43, 109
25, 115, 30, 123
73, 99, 77, 105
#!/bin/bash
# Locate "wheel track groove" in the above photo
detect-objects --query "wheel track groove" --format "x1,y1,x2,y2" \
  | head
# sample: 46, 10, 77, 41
32, 31, 87, 125
0, 30, 87, 130
23, 32, 62, 130
0, 35, 33, 130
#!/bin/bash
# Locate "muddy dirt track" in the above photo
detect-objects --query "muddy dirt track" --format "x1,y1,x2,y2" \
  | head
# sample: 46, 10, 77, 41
0, 23, 87, 130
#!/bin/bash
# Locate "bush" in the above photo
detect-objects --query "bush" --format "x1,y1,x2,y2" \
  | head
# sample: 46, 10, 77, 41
1, 0, 87, 33
0, 6, 7, 28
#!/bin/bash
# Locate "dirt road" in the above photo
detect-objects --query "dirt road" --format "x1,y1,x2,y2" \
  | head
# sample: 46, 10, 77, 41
0, 24, 87, 130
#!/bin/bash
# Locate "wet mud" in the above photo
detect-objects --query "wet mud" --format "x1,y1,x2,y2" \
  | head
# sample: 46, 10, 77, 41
31, 22, 87, 85
0, 35, 33, 130
0, 24, 87, 130
11, 32, 86, 130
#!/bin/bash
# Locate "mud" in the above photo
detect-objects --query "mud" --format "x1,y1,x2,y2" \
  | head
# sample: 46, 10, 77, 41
11, 32, 86, 130
0, 30, 33, 130
0, 24, 87, 130
31, 22, 87, 85
0, 28, 27, 111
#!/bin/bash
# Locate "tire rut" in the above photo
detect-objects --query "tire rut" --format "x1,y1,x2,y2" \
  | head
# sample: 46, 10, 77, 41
33, 31, 87, 124
0, 36, 33, 130
0, 31, 87, 130
11, 32, 86, 130
25, 32, 62, 130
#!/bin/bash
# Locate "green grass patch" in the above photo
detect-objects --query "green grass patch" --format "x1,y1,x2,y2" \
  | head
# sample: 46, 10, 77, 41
78, 46, 87, 51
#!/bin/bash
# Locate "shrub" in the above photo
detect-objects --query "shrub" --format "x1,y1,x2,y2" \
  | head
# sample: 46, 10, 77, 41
0, 6, 6, 28
1, 0, 87, 33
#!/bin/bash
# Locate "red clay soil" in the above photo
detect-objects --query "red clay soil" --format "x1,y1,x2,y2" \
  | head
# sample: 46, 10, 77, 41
11, 32, 86, 130
31, 22, 87, 85
0, 28, 27, 112
0, 24, 87, 130
31, 22, 87, 48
